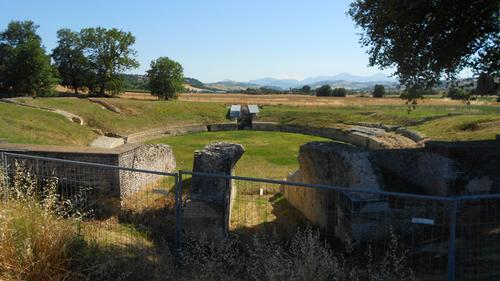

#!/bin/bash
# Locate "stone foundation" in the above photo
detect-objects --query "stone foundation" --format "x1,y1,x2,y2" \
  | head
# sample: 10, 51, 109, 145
0, 143, 176, 199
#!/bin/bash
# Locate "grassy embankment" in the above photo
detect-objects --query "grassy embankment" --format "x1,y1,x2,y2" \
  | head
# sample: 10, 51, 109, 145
0, 102, 97, 145
258, 104, 500, 141
1, 98, 227, 145
5, 97, 500, 144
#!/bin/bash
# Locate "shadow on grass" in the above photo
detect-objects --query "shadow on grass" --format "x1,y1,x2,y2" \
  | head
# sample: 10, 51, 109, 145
69, 238, 174, 281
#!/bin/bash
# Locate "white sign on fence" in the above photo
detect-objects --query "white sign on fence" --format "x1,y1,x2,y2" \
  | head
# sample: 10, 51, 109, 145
411, 217, 435, 225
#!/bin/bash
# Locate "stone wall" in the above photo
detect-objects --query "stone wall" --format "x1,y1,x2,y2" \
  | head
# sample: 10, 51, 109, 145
207, 123, 238, 132
282, 139, 500, 242
120, 121, 421, 150
282, 142, 395, 241
126, 124, 208, 143
117, 144, 176, 197
0, 143, 176, 200
252, 122, 418, 149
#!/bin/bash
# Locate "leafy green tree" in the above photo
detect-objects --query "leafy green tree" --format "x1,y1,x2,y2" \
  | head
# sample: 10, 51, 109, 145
52, 29, 92, 94
331, 87, 347, 97
147, 57, 184, 100
349, 1, 499, 100
372, 84, 385, 98
80, 27, 139, 96
447, 87, 471, 100
0, 21, 57, 96
301, 85, 311, 94
476, 73, 499, 97
316, 85, 332, 97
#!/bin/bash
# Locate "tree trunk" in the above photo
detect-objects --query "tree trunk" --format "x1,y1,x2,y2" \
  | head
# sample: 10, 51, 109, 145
99, 83, 105, 96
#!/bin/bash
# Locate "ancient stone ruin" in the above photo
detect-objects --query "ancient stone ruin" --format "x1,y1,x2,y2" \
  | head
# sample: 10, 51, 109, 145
183, 142, 245, 240
283, 139, 500, 242
0, 143, 176, 200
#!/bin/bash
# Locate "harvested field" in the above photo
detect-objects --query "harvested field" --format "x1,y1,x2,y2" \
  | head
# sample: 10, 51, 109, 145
121, 92, 159, 100
178, 93, 500, 107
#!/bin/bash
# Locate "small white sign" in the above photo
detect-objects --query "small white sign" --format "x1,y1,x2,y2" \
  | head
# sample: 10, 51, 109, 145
259, 188, 264, 196
152, 189, 169, 196
411, 218, 435, 225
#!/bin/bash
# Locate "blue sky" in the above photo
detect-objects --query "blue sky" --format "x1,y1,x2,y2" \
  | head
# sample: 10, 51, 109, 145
1, 0, 392, 82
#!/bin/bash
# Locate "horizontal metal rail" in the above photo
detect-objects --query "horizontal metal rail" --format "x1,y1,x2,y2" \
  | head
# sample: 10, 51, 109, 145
3, 152, 500, 202
182, 170, 456, 201
4, 152, 177, 177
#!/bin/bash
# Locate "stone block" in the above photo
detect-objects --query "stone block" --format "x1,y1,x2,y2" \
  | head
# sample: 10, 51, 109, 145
185, 142, 245, 240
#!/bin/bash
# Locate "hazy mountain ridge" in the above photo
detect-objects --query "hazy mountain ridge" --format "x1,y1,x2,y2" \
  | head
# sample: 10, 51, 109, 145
205, 73, 398, 91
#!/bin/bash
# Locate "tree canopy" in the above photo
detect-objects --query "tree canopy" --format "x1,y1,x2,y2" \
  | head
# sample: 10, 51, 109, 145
147, 57, 184, 100
349, 0, 499, 98
80, 27, 139, 95
52, 29, 92, 94
316, 85, 332, 97
0, 20, 57, 96
372, 84, 385, 98
331, 87, 347, 97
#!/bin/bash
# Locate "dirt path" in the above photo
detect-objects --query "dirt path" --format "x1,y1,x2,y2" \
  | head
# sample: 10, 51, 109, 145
1, 98, 127, 148
0, 98, 85, 125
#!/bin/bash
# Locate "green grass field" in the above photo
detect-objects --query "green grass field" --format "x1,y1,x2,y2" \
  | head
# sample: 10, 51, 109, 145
149, 130, 330, 179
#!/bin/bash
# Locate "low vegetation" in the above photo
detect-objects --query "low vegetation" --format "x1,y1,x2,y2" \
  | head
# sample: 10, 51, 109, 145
0, 163, 83, 280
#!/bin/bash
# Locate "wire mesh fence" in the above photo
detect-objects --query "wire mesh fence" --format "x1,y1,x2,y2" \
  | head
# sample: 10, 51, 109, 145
455, 197, 500, 280
179, 171, 500, 281
1, 151, 500, 280
0, 151, 178, 274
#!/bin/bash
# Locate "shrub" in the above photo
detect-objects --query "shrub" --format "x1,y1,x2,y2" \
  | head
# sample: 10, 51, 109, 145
316, 85, 332, 97
331, 87, 348, 97
177, 227, 416, 281
447, 87, 471, 100
0, 162, 83, 281
372, 84, 385, 98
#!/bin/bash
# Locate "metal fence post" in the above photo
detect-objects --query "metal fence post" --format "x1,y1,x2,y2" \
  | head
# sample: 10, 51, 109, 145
1, 152, 8, 203
447, 199, 458, 281
174, 171, 183, 267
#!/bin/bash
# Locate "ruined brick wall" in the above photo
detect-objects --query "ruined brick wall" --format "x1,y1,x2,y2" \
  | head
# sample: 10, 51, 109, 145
0, 143, 176, 199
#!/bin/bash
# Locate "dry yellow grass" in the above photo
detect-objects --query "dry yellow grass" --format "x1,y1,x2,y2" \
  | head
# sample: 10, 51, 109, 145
178, 93, 499, 107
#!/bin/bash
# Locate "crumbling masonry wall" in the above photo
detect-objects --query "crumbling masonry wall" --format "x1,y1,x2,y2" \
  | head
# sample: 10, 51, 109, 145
283, 139, 500, 242
0, 143, 176, 199
183, 142, 245, 240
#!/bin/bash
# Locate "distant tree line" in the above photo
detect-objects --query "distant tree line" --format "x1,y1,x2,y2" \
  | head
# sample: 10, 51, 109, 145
0, 20, 184, 99
316, 85, 349, 97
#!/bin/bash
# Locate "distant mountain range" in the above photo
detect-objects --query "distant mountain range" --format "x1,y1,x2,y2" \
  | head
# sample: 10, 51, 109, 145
203, 73, 398, 91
